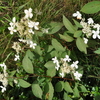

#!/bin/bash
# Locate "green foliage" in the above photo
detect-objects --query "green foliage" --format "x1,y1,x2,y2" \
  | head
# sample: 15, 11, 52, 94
52, 38, 65, 51
63, 15, 76, 33
44, 61, 55, 69
32, 83, 43, 99
94, 48, 100, 54
81, 1, 100, 14
76, 37, 88, 54
59, 33, 74, 42
22, 55, 34, 74
64, 82, 73, 93
18, 79, 31, 88
55, 81, 64, 92
74, 31, 82, 38
64, 92, 72, 100
44, 82, 54, 100
47, 22, 63, 34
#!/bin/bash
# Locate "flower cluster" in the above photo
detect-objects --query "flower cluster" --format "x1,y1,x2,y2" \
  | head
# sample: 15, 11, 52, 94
0, 63, 8, 93
8, 8, 40, 61
73, 11, 100, 44
52, 55, 82, 81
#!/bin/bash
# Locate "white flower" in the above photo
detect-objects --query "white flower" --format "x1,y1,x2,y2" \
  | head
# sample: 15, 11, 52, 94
42, 28, 49, 33
24, 8, 33, 19
87, 18, 94, 25
12, 42, 21, 53
8, 26, 17, 35
52, 57, 58, 63
9, 17, 16, 27
0, 86, 6, 93
92, 30, 100, 39
29, 42, 37, 49
28, 21, 39, 30
14, 79, 18, 84
60, 72, 64, 78
93, 24, 100, 31
14, 54, 20, 61
71, 61, 79, 69
28, 29, 34, 34
74, 71, 82, 80
26, 40, 37, 49
83, 37, 88, 44
63, 55, 71, 62
55, 66, 60, 71
2, 77, 8, 87
0, 63, 7, 70
73, 11, 82, 19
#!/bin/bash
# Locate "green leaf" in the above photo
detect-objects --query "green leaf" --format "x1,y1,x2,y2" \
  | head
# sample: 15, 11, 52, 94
64, 92, 72, 100
73, 19, 82, 28
44, 82, 54, 100
64, 82, 73, 93
22, 55, 34, 74
32, 83, 43, 99
34, 46, 42, 55
79, 98, 83, 100
26, 49, 34, 60
76, 37, 88, 54
73, 86, 80, 97
18, 79, 31, 88
81, 1, 100, 14
47, 45, 54, 52
74, 31, 82, 38
52, 38, 65, 52
48, 22, 63, 34
59, 34, 74, 42
63, 15, 76, 33
94, 95, 100, 100
55, 81, 64, 92
47, 68, 56, 77
44, 61, 55, 69
94, 48, 100, 54
79, 85, 87, 92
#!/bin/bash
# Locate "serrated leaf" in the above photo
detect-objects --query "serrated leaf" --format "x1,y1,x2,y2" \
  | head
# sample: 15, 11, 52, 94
18, 79, 31, 88
64, 92, 72, 100
81, 1, 100, 14
64, 82, 73, 93
52, 38, 65, 52
55, 81, 64, 92
63, 15, 76, 33
59, 34, 74, 42
44, 61, 55, 69
48, 22, 63, 34
47, 68, 56, 77
74, 31, 82, 37
22, 55, 34, 74
32, 83, 43, 99
94, 48, 100, 54
76, 37, 88, 54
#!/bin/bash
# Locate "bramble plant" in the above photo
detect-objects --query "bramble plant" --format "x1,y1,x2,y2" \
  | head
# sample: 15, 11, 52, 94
0, 1, 100, 100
